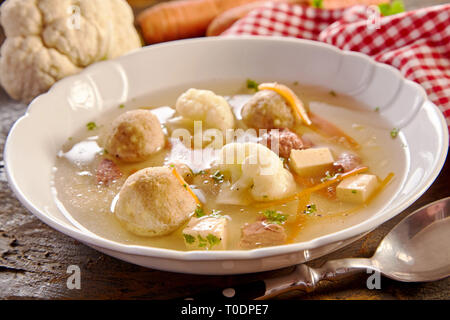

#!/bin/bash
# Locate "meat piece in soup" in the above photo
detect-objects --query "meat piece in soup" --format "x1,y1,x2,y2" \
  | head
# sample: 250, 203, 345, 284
261, 128, 312, 159
96, 159, 122, 186
52, 80, 396, 251
240, 220, 287, 249
333, 152, 362, 172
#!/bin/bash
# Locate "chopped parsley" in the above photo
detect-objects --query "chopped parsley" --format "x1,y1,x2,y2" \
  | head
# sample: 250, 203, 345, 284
86, 122, 97, 131
263, 210, 287, 224
374, 107, 380, 112
378, 0, 405, 16
352, 190, 357, 194
194, 205, 205, 218
329, 90, 337, 97
198, 235, 207, 247
183, 234, 195, 244
210, 170, 224, 183
312, 0, 323, 9
247, 79, 259, 91
390, 128, 399, 138
321, 170, 338, 182
303, 203, 317, 215
206, 234, 221, 247
119, 104, 125, 109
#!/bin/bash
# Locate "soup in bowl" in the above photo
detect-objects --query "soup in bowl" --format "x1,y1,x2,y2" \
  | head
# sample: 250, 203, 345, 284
5, 38, 447, 274
53, 80, 403, 251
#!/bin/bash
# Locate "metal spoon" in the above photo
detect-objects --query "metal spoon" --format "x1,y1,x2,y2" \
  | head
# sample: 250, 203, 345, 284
189, 197, 450, 300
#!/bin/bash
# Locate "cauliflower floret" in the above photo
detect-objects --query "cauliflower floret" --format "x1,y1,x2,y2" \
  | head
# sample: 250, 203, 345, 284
0, 0, 141, 103
215, 142, 296, 202
175, 88, 235, 132
114, 167, 197, 237
241, 90, 295, 129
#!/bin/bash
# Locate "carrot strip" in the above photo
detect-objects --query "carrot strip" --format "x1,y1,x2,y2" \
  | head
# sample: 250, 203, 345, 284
286, 171, 394, 243
171, 168, 201, 205
258, 82, 312, 126
255, 166, 369, 208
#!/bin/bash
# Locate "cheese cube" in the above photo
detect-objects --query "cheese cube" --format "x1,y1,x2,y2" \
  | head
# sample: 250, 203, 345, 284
289, 148, 334, 176
336, 174, 378, 203
182, 216, 227, 250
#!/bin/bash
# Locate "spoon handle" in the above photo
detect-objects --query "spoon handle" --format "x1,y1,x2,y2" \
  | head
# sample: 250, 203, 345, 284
262, 258, 375, 299
184, 258, 375, 300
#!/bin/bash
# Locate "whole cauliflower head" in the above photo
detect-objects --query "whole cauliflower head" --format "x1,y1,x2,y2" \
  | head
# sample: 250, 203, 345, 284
175, 88, 235, 132
215, 142, 296, 201
0, 0, 142, 103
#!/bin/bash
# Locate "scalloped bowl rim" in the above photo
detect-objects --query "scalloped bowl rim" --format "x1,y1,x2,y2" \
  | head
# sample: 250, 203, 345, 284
4, 37, 449, 262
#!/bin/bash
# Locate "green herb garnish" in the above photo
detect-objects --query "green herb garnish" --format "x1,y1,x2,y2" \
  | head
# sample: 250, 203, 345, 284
119, 104, 125, 109
312, 0, 323, 9
247, 79, 259, 91
263, 210, 287, 224
210, 170, 224, 183
86, 122, 97, 131
321, 170, 338, 182
206, 234, 221, 247
304, 203, 317, 215
194, 205, 205, 218
374, 107, 380, 112
183, 234, 195, 244
390, 128, 399, 138
352, 190, 357, 194
378, 0, 405, 16
198, 235, 207, 247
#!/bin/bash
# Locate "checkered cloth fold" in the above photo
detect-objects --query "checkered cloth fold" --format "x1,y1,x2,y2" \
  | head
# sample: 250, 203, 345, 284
222, 3, 450, 131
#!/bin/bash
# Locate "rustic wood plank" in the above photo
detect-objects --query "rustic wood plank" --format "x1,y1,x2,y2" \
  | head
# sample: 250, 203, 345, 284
0, 0, 448, 300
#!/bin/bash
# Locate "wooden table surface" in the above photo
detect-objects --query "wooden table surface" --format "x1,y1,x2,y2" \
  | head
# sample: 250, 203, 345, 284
0, 0, 449, 300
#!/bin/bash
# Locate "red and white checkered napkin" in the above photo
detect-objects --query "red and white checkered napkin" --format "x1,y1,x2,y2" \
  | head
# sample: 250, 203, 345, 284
222, 3, 450, 131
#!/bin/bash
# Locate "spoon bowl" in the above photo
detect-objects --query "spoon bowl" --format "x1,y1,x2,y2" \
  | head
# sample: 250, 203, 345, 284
373, 197, 450, 282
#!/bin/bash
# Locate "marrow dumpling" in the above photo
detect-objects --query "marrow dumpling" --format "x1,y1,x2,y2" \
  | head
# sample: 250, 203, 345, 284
105, 110, 165, 162
114, 167, 197, 237
241, 90, 295, 129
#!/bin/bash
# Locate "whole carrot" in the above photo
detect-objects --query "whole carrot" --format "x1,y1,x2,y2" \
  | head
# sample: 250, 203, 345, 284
207, 0, 306, 36
137, 0, 269, 44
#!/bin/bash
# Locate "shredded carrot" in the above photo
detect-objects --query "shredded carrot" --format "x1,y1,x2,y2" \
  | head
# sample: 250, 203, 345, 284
286, 171, 395, 243
255, 166, 369, 208
258, 82, 312, 126
171, 167, 201, 205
